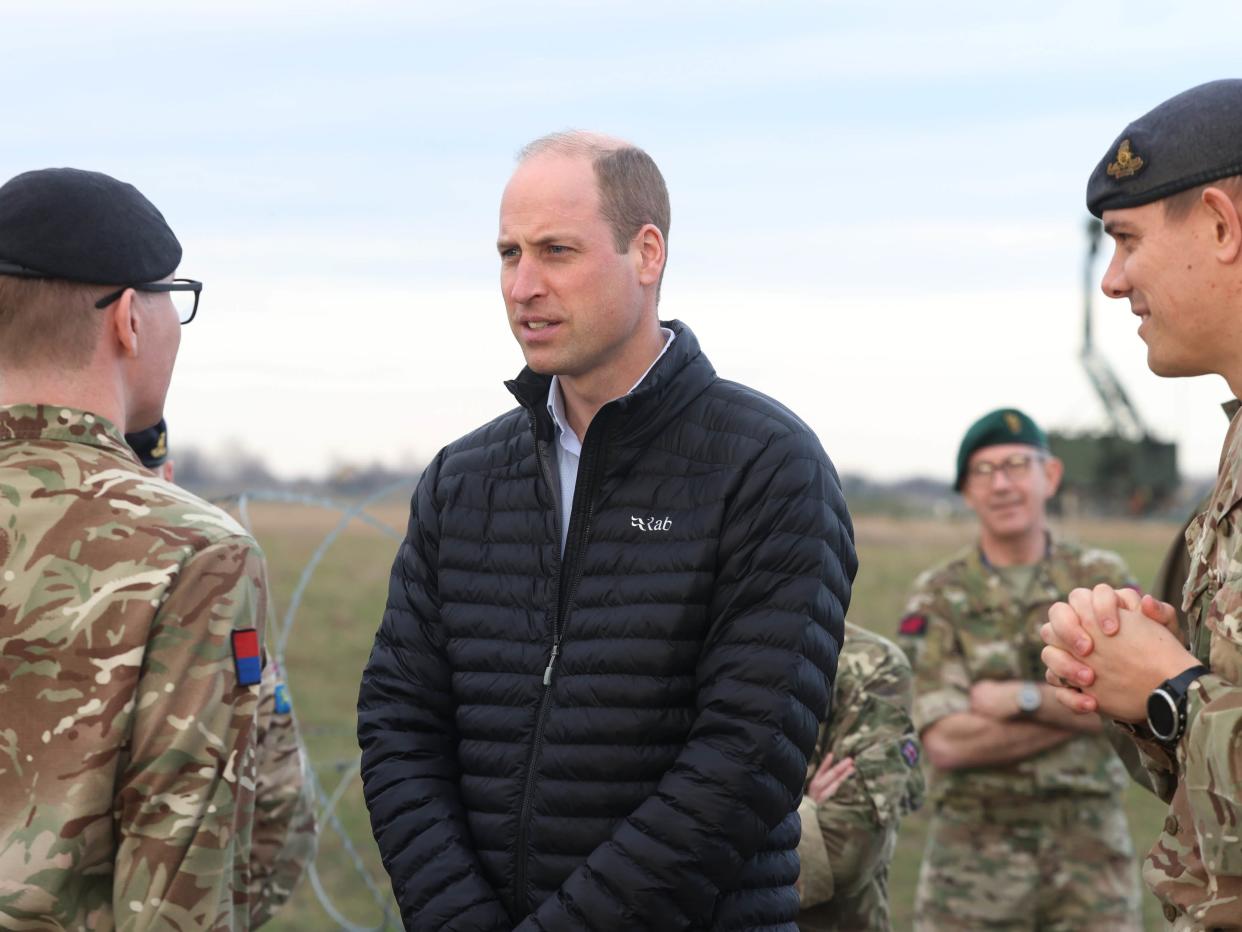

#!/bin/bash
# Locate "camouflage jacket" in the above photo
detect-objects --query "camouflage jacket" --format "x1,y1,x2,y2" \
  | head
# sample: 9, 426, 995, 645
898, 536, 1132, 806
796, 622, 924, 932
1126, 409, 1242, 928
0, 404, 312, 930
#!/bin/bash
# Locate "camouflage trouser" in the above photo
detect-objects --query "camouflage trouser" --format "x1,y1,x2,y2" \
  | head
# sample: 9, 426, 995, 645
913, 795, 1142, 931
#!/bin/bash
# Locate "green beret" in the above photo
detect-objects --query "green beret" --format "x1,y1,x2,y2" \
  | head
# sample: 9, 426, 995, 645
1087, 79, 1242, 218
955, 408, 1048, 491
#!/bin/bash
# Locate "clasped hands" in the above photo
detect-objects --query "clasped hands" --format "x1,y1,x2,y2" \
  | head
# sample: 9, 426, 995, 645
1039, 584, 1198, 723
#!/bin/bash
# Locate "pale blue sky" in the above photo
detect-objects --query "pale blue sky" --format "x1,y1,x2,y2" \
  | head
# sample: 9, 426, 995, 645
4, 1, 1241, 480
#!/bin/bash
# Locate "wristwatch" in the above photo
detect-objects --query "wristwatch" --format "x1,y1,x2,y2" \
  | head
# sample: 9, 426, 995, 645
1146, 665, 1211, 746
1017, 681, 1042, 716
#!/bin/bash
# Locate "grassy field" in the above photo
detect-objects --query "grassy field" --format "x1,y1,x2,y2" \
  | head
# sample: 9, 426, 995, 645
239, 495, 1182, 931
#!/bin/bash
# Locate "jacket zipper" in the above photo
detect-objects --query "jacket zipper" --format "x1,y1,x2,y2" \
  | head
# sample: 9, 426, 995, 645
512, 408, 606, 915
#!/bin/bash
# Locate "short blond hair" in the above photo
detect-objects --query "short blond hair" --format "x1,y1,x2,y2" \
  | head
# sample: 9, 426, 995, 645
0, 277, 103, 370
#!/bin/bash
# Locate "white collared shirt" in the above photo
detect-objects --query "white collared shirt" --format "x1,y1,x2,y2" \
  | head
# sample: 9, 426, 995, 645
546, 327, 675, 554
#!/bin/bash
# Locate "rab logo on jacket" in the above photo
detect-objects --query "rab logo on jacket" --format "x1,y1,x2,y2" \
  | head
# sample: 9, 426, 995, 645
631, 515, 673, 532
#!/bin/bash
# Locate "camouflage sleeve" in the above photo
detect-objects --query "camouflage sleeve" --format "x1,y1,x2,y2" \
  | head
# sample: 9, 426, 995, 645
899, 580, 969, 733
248, 658, 318, 927
1175, 576, 1242, 880
797, 642, 923, 908
112, 538, 266, 932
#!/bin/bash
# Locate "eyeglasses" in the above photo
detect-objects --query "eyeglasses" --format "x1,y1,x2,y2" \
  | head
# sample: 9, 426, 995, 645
95, 279, 202, 325
0, 260, 201, 325
966, 452, 1043, 485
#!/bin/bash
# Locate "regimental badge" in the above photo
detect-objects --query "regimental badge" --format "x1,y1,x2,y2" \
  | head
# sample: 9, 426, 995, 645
231, 628, 263, 687
1107, 139, 1145, 180
1004, 411, 1022, 434
900, 738, 920, 768
898, 613, 928, 637
151, 430, 167, 459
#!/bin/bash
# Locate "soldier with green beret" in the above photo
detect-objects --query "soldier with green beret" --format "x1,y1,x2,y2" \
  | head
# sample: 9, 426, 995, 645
795, 621, 924, 932
1042, 79, 1242, 929
0, 168, 303, 929
900, 407, 1142, 930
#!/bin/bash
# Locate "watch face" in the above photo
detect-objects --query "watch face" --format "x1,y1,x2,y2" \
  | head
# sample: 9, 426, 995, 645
1147, 689, 1179, 741
1017, 683, 1041, 713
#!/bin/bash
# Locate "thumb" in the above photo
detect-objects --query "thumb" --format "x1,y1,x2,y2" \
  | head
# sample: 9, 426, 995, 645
1140, 594, 1178, 629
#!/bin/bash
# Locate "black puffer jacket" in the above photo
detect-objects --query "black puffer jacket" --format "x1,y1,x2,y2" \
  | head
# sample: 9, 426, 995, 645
358, 321, 856, 931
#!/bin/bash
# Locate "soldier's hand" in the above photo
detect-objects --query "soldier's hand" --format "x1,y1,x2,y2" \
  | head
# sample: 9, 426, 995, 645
1045, 585, 1143, 660
970, 679, 1020, 719
1045, 603, 1198, 722
807, 753, 855, 803
1041, 643, 1099, 714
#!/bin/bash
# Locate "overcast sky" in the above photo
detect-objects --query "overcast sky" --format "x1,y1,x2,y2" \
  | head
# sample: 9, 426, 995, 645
4, 1, 1241, 482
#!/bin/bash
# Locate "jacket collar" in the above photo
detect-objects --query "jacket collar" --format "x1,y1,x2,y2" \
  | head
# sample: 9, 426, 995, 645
505, 319, 717, 448
0, 403, 138, 464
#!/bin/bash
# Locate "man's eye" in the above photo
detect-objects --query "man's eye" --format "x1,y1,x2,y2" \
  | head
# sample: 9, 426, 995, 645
499, 247, 519, 260
547, 245, 569, 255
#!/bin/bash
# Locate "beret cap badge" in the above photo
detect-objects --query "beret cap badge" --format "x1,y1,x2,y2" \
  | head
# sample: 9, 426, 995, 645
1004, 411, 1022, 434
1106, 139, 1145, 180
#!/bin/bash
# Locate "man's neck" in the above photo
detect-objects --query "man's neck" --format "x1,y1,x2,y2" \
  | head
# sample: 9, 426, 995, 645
557, 325, 666, 442
0, 370, 125, 430
979, 526, 1047, 568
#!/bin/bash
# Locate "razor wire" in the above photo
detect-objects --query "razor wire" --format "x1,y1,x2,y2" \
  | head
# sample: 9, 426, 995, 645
216, 479, 411, 932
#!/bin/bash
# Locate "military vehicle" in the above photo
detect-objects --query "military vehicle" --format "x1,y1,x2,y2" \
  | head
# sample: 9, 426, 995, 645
1048, 219, 1179, 515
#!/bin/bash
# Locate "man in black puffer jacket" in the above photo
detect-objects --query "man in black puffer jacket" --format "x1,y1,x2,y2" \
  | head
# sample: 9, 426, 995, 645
357, 131, 857, 931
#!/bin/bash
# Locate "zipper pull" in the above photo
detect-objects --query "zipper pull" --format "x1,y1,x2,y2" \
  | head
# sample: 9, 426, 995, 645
542, 642, 560, 686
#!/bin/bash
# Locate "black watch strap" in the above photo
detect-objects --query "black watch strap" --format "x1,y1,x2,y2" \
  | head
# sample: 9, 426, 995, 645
1147, 664, 1211, 746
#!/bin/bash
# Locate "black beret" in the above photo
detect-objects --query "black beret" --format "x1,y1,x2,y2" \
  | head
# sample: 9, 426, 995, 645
1087, 79, 1242, 218
0, 167, 181, 284
955, 408, 1048, 491
125, 419, 170, 469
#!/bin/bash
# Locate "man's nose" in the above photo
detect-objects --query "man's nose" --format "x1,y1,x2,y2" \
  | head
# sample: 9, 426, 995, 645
1100, 248, 1129, 299
507, 256, 544, 305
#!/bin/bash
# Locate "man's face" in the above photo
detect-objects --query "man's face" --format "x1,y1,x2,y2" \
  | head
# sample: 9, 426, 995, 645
126, 288, 181, 431
1100, 200, 1224, 377
960, 443, 1060, 541
497, 153, 649, 380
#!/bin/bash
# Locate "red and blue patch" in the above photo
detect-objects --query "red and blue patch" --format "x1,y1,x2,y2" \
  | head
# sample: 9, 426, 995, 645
231, 628, 263, 687
898, 613, 928, 637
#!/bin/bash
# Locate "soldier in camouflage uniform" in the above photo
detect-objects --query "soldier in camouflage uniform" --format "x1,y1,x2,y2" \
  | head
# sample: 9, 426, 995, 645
1043, 80, 1242, 931
124, 422, 320, 924
0, 168, 310, 929
901, 408, 1141, 930
796, 621, 924, 932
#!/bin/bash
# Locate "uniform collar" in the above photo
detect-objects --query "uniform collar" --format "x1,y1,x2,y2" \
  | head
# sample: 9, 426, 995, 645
0, 403, 140, 465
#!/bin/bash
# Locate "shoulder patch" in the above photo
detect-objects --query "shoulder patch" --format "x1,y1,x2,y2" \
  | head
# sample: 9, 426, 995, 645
231, 628, 262, 687
899, 613, 928, 637
900, 738, 920, 768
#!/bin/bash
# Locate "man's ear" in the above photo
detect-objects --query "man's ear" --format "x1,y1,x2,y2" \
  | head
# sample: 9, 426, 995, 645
1201, 186, 1242, 264
633, 223, 666, 287
107, 288, 139, 358
1043, 454, 1064, 498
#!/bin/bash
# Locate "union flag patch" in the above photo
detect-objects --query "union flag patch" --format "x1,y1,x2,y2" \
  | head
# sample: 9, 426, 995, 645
898, 613, 928, 637
901, 738, 920, 767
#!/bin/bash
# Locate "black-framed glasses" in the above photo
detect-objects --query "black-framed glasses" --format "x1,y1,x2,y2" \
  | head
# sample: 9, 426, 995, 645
0, 260, 202, 325
95, 279, 202, 326
966, 452, 1043, 485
